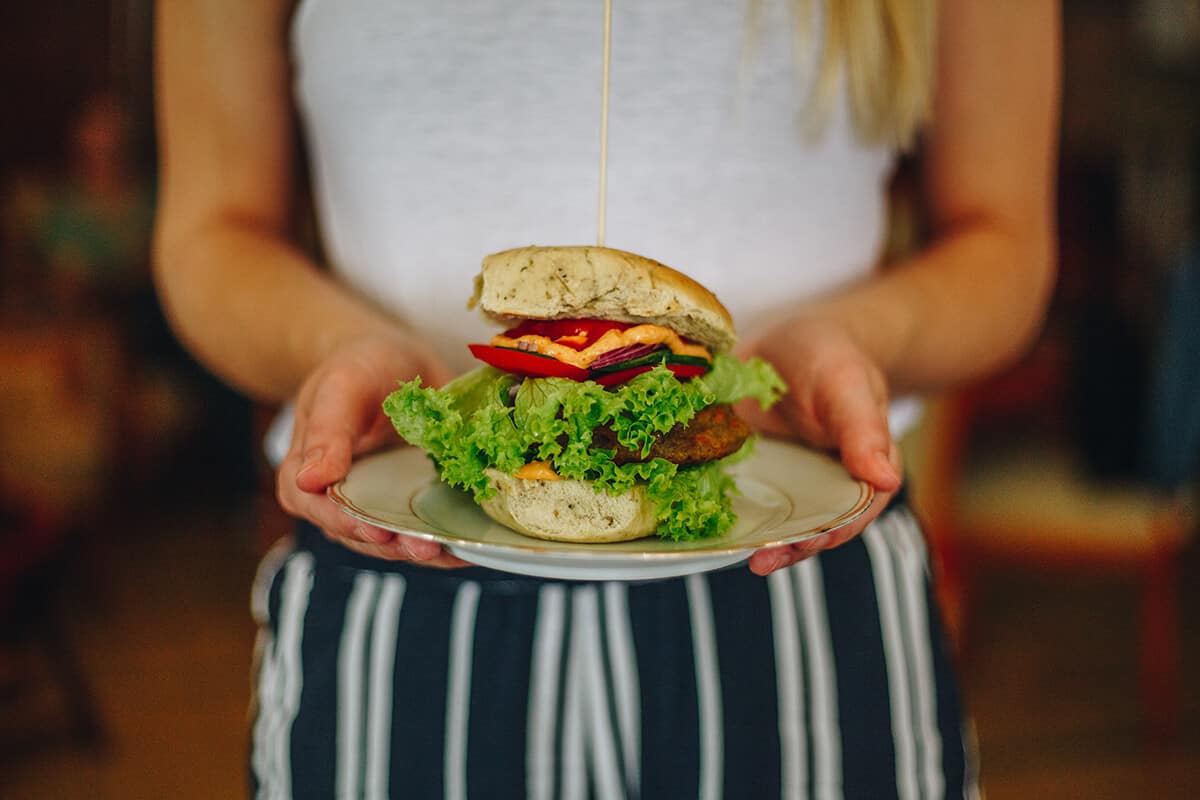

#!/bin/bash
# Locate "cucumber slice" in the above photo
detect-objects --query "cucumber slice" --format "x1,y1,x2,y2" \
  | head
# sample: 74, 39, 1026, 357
588, 350, 711, 376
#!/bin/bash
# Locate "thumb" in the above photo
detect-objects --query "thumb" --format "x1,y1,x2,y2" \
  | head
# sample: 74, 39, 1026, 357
294, 380, 361, 493
825, 377, 901, 493
420, 360, 456, 390
839, 426, 901, 493
295, 435, 353, 493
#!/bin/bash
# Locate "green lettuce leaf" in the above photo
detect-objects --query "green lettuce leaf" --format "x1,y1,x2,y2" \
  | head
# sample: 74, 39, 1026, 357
695, 352, 788, 408
382, 354, 784, 541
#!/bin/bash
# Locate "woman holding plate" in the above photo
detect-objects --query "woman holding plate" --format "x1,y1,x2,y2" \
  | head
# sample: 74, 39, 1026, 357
155, 1, 1057, 797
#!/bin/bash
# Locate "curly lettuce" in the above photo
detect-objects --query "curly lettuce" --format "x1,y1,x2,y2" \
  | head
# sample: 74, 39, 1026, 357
382, 353, 785, 541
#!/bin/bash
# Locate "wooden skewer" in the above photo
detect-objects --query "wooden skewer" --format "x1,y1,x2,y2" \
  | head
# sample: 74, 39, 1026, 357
597, 0, 613, 247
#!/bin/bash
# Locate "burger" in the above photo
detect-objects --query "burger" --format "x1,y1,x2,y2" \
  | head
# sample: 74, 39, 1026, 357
383, 245, 785, 543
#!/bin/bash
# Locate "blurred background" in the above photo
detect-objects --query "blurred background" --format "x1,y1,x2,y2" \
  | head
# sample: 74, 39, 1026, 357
0, 1, 1197, 798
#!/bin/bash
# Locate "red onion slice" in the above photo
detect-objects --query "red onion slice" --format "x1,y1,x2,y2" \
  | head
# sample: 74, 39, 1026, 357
588, 343, 664, 370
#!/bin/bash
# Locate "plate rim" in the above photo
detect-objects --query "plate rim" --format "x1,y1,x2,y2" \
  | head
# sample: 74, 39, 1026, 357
327, 440, 875, 562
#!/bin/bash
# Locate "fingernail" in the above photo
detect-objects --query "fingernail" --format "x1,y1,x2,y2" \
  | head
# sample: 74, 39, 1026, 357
757, 552, 783, 574
876, 452, 900, 485
359, 526, 392, 544
298, 447, 324, 476
405, 539, 439, 561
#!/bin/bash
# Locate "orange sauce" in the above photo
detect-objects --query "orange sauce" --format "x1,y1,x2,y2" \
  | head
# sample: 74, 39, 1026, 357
514, 461, 561, 481
490, 324, 710, 368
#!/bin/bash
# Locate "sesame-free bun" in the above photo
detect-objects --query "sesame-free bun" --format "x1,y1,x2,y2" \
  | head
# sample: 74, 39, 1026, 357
470, 245, 737, 352
479, 469, 657, 543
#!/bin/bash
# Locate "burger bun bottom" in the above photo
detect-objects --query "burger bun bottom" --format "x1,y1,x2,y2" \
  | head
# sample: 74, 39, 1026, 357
480, 469, 657, 543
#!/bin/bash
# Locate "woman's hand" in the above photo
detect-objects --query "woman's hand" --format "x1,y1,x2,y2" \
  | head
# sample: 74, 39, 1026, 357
737, 317, 903, 575
276, 333, 471, 568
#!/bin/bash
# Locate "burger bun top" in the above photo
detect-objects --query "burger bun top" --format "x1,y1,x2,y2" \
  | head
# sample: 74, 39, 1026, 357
470, 245, 737, 352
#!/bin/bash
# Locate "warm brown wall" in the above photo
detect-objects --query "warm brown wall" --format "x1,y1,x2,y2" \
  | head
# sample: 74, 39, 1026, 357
0, 1, 114, 176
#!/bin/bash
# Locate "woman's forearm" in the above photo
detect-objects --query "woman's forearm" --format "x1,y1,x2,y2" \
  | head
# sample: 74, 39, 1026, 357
152, 0, 412, 404
795, 1, 1059, 398
797, 216, 1055, 396
153, 218, 403, 403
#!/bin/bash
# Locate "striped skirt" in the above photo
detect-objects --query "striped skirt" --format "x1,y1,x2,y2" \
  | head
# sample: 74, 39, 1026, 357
250, 503, 977, 799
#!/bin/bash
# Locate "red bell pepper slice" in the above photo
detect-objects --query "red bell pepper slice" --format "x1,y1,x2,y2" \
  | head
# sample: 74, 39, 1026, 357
467, 344, 590, 380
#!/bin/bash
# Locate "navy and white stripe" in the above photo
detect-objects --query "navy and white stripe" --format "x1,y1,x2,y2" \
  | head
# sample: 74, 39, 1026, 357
768, 568, 807, 799
796, 557, 842, 800
686, 574, 724, 800
251, 549, 314, 800
527, 584, 567, 800
601, 582, 641, 796
336, 571, 378, 798
251, 508, 975, 798
444, 581, 481, 800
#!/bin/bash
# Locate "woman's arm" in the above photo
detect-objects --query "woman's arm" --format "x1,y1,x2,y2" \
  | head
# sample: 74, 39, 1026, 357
154, 0, 462, 565
807, 0, 1059, 392
153, 0, 411, 402
744, 1, 1060, 573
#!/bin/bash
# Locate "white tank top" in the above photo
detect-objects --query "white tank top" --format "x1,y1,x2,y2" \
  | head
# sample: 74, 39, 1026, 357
268, 1, 918, 464
291, 0, 895, 373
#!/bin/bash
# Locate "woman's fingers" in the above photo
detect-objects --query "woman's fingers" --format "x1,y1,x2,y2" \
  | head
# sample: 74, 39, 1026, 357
420, 360, 456, 390
293, 373, 365, 493
823, 377, 901, 492
737, 319, 905, 576
748, 483, 897, 575
733, 394, 794, 440
277, 453, 394, 543
331, 531, 473, 568
279, 464, 468, 568
279, 445, 467, 566
276, 340, 471, 569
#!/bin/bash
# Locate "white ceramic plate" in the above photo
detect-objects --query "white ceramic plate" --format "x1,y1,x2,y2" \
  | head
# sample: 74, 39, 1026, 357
328, 437, 873, 581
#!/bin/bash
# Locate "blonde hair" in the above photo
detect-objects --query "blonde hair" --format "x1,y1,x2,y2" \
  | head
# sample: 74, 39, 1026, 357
747, 0, 939, 149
